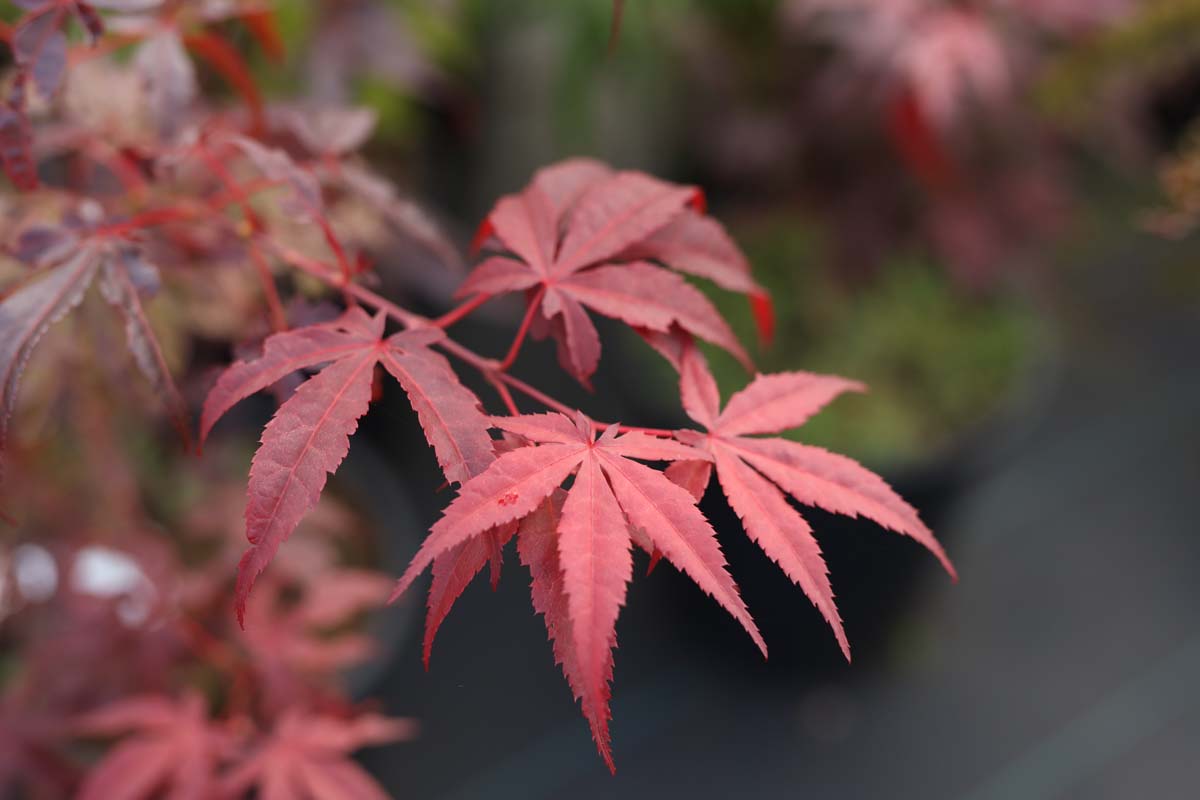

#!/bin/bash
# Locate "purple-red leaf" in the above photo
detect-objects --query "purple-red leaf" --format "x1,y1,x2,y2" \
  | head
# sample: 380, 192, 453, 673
0, 247, 100, 465
14, 9, 69, 98
99, 249, 190, 448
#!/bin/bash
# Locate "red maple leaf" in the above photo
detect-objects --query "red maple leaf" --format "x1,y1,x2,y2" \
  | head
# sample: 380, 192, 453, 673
459, 159, 769, 384
391, 411, 764, 771
73, 691, 235, 800
658, 331, 956, 660
199, 307, 494, 622
221, 711, 414, 800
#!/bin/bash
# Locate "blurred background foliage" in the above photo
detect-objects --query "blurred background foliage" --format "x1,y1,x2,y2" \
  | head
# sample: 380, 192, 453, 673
233, 0, 1200, 472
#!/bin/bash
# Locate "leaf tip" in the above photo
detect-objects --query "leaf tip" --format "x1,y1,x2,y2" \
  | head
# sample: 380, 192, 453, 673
749, 292, 775, 348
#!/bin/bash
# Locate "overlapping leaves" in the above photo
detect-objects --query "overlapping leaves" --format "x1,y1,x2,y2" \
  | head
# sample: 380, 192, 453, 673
199, 307, 494, 622
460, 159, 773, 384
391, 411, 762, 771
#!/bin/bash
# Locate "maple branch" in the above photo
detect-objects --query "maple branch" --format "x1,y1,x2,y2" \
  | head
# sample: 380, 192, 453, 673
497, 286, 545, 372
249, 241, 288, 332
267, 239, 588, 422
433, 293, 492, 329
487, 374, 520, 415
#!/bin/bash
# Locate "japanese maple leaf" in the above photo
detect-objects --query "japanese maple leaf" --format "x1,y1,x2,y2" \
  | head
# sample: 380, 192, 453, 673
223, 711, 414, 800
74, 691, 234, 800
458, 159, 764, 384
9, 0, 124, 99
665, 334, 956, 660
392, 411, 765, 771
238, 569, 393, 714
0, 230, 190, 494
421, 432, 533, 670
200, 307, 494, 622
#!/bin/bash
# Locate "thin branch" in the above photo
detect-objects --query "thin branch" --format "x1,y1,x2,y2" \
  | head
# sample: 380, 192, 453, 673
248, 242, 288, 333
434, 293, 492, 329
498, 285, 545, 372
268, 238, 612, 426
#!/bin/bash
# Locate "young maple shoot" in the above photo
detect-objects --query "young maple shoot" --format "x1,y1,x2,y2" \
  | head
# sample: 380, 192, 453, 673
197, 159, 953, 772
0, 0, 956, 786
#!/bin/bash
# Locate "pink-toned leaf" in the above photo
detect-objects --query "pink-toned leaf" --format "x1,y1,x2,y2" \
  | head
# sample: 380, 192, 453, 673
390, 442, 586, 601
622, 209, 762, 295
597, 451, 766, 657
380, 331, 494, 485
200, 311, 381, 444
556, 455, 630, 771
74, 696, 180, 736
486, 524, 508, 589
516, 492, 596, 741
602, 430, 706, 463
530, 158, 612, 219
664, 459, 713, 502
221, 711, 412, 800
679, 336, 720, 427
422, 522, 517, 668
730, 437, 956, 578
454, 256, 538, 299
489, 412, 583, 445
486, 188, 557, 275
237, 350, 378, 623
561, 262, 751, 370
712, 445, 849, 660
75, 692, 228, 800
554, 172, 697, 274
715, 371, 865, 437
296, 568, 392, 629
542, 287, 601, 384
